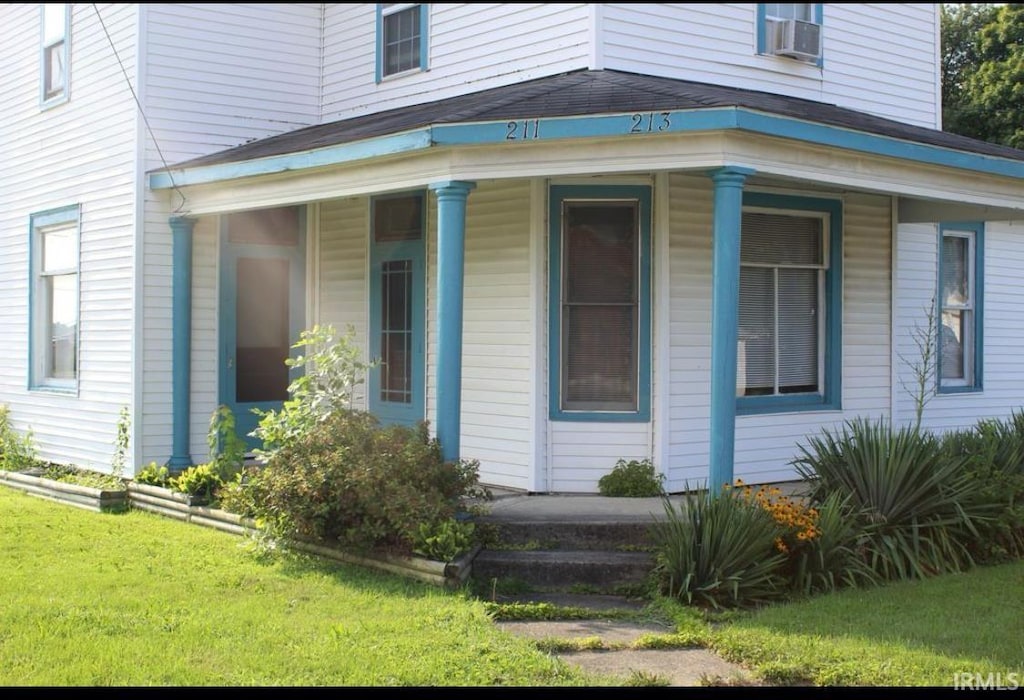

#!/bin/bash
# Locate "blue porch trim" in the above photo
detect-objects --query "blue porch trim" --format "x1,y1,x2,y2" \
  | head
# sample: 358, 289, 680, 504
937, 221, 984, 394
708, 167, 754, 495
149, 107, 1024, 191
430, 180, 475, 462
736, 191, 843, 416
547, 184, 652, 423
168, 216, 195, 470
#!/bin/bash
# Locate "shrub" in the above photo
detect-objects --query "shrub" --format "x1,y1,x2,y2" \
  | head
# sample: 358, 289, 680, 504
251, 324, 373, 460
412, 517, 476, 562
0, 405, 37, 472
207, 405, 247, 481
793, 417, 989, 581
788, 491, 878, 594
942, 416, 1024, 562
651, 488, 789, 609
135, 462, 171, 488
170, 463, 223, 503
246, 410, 483, 554
599, 459, 665, 497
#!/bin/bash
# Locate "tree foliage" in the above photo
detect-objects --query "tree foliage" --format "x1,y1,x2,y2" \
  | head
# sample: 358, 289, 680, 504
941, 3, 1024, 146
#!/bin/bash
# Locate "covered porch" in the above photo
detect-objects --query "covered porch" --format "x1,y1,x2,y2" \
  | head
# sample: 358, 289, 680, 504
147, 69, 1024, 493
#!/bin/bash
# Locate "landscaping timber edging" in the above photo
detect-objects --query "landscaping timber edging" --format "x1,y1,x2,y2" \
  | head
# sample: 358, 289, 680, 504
0, 469, 128, 513
125, 481, 477, 587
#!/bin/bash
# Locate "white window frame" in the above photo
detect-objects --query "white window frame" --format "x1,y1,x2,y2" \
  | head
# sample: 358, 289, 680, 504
379, 3, 426, 80
40, 3, 70, 107
939, 229, 977, 390
738, 207, 829, 399
30, 205, 81, 392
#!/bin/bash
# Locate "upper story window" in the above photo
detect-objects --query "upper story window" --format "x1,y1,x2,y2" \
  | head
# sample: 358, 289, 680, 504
737, 193, 842, 415
757, 3, 823, 65
30, 205, 81, 392
41, 3, 70, 106
376, 4, 429, 82
938, 223, 984, 393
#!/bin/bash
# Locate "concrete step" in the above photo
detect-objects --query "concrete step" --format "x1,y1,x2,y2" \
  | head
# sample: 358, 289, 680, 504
472, 549, 656, 592
478, 519, 658, 551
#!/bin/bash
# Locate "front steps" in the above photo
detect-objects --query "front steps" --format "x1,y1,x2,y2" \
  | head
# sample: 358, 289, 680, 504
471, 517, 660, 594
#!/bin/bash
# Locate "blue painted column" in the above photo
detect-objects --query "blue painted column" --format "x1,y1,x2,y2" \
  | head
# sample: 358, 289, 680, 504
708, 167, 754, 495
430, 181, 476, 462
168, 216, 195, 470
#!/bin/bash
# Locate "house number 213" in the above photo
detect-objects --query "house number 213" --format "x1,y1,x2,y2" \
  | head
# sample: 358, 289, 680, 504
630, 112, 671, 133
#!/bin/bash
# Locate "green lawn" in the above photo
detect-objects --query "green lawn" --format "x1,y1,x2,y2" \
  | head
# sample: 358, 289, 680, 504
709, 560, 1024, 686
0, 488, 589, 686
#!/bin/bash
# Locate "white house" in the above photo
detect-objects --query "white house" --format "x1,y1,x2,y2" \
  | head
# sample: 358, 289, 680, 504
3, 3, 1024, 494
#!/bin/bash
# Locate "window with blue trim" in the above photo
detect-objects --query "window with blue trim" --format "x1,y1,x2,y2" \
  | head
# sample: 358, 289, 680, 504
377, 3, 428, 80
757, 3, 823, 64
41, 3, 69, 106
737, 194, 841, 414
549, 186, 651, 422
30, 205, 80, 391
938, 223, 983, 392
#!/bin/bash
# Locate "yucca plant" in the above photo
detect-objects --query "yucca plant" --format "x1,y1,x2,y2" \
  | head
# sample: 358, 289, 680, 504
790, 491, 878, 594
651, 487, 789, 609
793, 417, 989, 581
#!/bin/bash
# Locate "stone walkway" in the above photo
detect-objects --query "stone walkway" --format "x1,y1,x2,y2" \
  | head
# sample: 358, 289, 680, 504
493, 594, 758, 687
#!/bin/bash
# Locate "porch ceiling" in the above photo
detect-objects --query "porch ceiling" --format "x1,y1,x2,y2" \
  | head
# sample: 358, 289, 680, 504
148, 69, 1024, 221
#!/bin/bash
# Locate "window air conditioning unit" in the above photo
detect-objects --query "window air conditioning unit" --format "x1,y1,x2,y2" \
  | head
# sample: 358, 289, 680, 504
773, 18, 821, 61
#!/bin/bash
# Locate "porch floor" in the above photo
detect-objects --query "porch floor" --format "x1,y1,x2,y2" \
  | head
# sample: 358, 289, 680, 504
475, 480, 809, 523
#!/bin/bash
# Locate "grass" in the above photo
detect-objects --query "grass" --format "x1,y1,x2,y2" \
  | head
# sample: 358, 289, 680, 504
0, 488, 593, 686
709, 561, 1024, 686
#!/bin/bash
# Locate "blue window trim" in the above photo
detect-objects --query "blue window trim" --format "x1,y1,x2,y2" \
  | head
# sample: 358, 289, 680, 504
548, 185, 652, 423
756, 3, 824, 68
937, 221, 984, 394
375, 3, 429, 84
28, 203, 81, 394
368, 190, 427, 425
39, 3, 71, 109
736, 192, 842, 416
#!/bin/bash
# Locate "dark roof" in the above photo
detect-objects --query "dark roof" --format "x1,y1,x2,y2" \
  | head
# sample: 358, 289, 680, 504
165, 68, 1024, 171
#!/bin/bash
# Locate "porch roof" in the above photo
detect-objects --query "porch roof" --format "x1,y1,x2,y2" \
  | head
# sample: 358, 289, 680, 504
150, 68, 1024, 192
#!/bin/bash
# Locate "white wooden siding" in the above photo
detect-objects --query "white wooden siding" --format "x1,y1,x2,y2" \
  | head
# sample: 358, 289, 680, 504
321, 3, 591, 122
318, 197, 370, 411
600, 3, 938, 128
140, 3, 323, 466
426, 181, 534, 491
895, 221, 1024, 431
0, 4, 139, 473
666, 175, 892, 490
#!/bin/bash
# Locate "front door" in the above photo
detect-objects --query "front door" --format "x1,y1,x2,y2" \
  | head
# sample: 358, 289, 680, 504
368, 193, 425, 425
219, 206, 305, 450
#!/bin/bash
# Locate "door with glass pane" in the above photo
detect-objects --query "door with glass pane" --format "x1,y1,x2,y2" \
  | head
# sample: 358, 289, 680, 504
219, 207, 305, 450
369, 193, 425, 426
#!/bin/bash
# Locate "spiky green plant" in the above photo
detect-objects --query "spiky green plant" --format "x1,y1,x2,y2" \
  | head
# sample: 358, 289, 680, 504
793, 417, 989, 580
651, 488, 788, 609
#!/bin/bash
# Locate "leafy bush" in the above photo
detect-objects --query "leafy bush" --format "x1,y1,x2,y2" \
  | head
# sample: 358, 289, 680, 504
599, 459, 665, 497
651, 488, 789, 609
942, 416, 1024, 562
207, 405, 247, 481
245, 410, 483, 554
251, 324, 373, 459
0, 404, 38, 472
793, 417, 989, 580
413, 517, 476, 562
135, 462, 171, 488
170, 463, 223, 503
